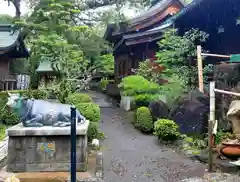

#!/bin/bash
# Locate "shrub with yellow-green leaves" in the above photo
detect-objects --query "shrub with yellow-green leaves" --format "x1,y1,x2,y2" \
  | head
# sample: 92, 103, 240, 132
135, 106, 153, 133
154, 119, 180, 141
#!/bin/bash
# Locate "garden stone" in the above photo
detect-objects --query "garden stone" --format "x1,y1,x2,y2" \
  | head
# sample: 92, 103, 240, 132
148, 100, 169, 121
120, 96, 133, 111
169, 99, 208, 135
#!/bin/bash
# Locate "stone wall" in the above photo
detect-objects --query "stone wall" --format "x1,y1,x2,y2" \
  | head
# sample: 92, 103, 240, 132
7, 135, 88, 172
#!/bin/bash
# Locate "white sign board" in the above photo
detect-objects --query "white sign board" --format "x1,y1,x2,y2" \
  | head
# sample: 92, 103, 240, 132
16, 75, 30, 90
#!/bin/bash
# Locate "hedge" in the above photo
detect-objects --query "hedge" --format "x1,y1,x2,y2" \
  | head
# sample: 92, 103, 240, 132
66, 93, 93, 105
75, 102, 100, 123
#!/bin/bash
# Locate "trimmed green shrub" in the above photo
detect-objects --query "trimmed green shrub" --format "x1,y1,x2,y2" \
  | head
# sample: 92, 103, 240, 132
134, 94, 159, 107
87, 122, 100, 142
24, 89, 48, 100
66, 93, 93, 105
118, 75, 160, 96
100, 78, 109, 91
75, 103, 100, 123
135, 107, 153, 133
154, 119, 180, 141
0, 124, 6, 140
0, 90, 47, 125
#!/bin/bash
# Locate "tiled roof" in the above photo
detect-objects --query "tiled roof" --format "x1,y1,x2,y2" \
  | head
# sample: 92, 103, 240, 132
36, 61, 54, 72
0, 25, 20, 51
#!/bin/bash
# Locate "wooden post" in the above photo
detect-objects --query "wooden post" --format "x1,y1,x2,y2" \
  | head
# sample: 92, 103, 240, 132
197, 45, 204, 93
209, 81, 215, 172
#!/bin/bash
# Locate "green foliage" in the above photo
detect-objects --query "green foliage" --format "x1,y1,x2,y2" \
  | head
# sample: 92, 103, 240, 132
87, 122, 104, 142
156, 28, 209, 87
67, 93, 93, 105
52, 79, 76, 104
203, 64, 214, 84
118, 75, 160, 96
154, 119, 180, 141
100, 78, 109, 91
134, 94, 159, 107
0, 14, 13, 24
135, 107, 153, 133
160, 74, 187, 106
135, 60, 162, 83
100, 54, 114, 76
15, 0, 105, 90
0, 90, 47, 125
180, 135, 207, 152
214, 130, 234, 145
75, 103, 100, 123
0, 125, 7, 140
25, 89, 48, 100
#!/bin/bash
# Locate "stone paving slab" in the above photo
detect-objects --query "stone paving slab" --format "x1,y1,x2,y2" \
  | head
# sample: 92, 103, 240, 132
0, 137, 8, 168
179, 173, 240, 182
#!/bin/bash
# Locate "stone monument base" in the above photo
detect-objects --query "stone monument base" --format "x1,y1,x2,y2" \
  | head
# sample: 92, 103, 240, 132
6, 121, 89, 172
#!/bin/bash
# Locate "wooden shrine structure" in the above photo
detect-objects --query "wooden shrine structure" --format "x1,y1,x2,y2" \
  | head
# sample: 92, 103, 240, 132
0, 24, 29, 91
104, 0, 189, 82
36, 60, 60, 88
161, 0, 240, 64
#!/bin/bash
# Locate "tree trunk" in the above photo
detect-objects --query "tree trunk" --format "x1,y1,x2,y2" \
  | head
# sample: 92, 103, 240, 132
7, 0, 21, 17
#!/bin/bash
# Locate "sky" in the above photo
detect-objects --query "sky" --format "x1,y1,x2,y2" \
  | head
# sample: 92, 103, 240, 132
0, 1, 140, 18
0, 1, 28, 16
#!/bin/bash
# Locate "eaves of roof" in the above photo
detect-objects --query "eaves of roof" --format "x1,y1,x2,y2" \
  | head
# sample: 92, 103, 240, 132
0, 24, 20, 51
160, 0, 203, 26
113, 22, 172, 51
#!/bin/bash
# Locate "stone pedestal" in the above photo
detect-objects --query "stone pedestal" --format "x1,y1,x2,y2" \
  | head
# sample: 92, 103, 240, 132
120, 96, 133, 111
6, 121, 89, 172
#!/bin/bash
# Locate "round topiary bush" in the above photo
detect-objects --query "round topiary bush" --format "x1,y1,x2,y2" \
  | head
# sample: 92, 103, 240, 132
66, 93, 93, 105
154, 119, 180, 141
75, 103, 100, 123
135, 106, 153, 133
148, 100, 169, 121
87, 122, 100, 142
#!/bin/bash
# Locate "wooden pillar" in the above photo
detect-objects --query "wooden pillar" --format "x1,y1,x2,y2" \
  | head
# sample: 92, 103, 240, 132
44, 74, 48, 88
114, 57, 119, 80
208, 81, 215, 172
5, 81, 8, 91
197, 45, 204, 93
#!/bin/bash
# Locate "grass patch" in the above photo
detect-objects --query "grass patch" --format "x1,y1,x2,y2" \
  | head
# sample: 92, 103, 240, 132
0, 125, 7, 140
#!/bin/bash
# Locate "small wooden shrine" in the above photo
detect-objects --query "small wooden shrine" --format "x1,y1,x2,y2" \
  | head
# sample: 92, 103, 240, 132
0, 24, 29, 91
36, 60, 59, 88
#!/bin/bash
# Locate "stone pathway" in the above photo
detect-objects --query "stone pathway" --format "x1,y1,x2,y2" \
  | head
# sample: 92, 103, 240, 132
0, 137, 8, 167
89, 91, 207, 182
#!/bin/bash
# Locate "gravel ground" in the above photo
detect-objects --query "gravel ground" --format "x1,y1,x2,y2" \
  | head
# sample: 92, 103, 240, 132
100, 108, 206, 182
89, 91, 240, 182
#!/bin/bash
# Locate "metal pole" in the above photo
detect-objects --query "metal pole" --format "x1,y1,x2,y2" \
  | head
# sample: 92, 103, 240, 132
208, 81, 215, 172
71, 106, 77, 182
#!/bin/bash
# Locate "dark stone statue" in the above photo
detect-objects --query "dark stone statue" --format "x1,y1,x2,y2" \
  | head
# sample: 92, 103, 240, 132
6, 93, 86, 127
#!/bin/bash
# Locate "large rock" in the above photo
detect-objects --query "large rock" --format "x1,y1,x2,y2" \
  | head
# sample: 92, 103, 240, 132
169, 90, 209, 135
148, 100, 169, 121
